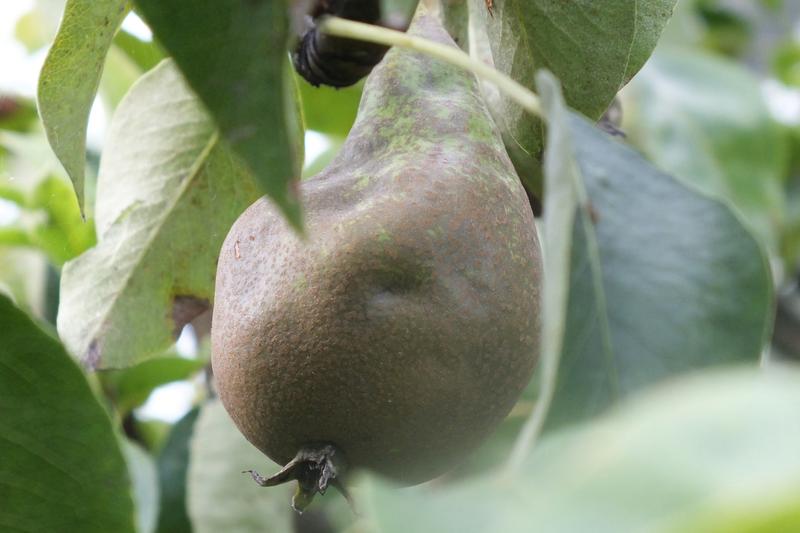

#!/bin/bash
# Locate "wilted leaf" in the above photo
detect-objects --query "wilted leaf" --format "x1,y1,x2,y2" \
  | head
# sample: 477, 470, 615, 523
38, 0, 130, 213
624, 48, 789, 251
0, 293, 135, 532
366, 367, 800, 532
133, 0, 305, 228
535, 72, 772, 429
187, 401, 294, 533
58, 60, 260, 369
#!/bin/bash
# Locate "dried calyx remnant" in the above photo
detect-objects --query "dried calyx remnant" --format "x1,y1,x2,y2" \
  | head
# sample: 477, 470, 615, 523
293, 0, 412, 87
244, 443, 350, 512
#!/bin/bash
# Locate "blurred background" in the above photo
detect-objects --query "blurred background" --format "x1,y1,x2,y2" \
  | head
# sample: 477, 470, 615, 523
1, 0, 800, 527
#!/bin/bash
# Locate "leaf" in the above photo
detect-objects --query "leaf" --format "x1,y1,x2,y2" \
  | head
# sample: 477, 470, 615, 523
100, 45, 148, 110
123, 440, 160, 533
297, 76, 362, 137
0, 293, 135, 532
156, 408, 199, 533
133, 0, 305, 229
534, 73, 773, 430
14, 0, 63, 53
506, 71, 586, 464
27, 176, 97, 265
57, 60, 260, 369
113, 29, 165, 72
187, 400, 294, 533
623, 48, 790, 251
381, 0, 422, 25
470, 0, 677, 190
103, 356, 206, 414
441, 0, 470, 49
366, 367, 800, 532
38, 0, 130, 213
0, 248, 47, 317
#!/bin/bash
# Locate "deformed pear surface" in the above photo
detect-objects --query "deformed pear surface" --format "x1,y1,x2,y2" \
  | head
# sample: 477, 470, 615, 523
212, 14, 541, 485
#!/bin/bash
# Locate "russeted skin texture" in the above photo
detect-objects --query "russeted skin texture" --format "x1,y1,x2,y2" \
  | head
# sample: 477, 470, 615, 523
212, 14, 541, 485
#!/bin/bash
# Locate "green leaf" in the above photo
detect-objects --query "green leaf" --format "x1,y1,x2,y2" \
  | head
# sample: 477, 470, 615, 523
13, 0, 62, 53
37, 0, 130, 214
624, 48, 789, 252
0, 130, 66, 192
534, 73, 772, 430
441, 3, 469, 50
506, 71, 587, 464
123, 440, 160, 533
0, 248, 47, 317
187, 401, 294, 533
133, 0, 305, 229
103, 356, 205, 414
57, 60, 260, 369
156, 408, 199, 533
0, 227, 31, 247
100, 44, 148, 110
471, 0, 677, 190
773, 39, 800, 87
366, 367, 800, 532
297, 76, 362, 137
113, 29, 165, 72
0, 293, 136, 532
28, 176, 97, 264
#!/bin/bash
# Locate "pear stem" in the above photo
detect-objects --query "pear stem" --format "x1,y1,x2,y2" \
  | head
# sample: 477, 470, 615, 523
318, 16, 543, 119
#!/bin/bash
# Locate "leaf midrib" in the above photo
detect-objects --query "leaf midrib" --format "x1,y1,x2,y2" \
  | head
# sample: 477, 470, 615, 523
82, 130, 220, 366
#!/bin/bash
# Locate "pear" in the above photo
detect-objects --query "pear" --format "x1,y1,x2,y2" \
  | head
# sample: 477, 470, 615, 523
211, 12, 541, 509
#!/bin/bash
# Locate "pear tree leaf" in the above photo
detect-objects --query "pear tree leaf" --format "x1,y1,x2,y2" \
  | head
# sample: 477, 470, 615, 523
366, 367, 800, 532
100, 44, 148, 110
0, 248, 47, 316
297, 76, 362, 137
381, 0, 421, 25
133, 0, 305, 229
469, 0, 677, 190
57, 60, 260, 369
187, 401, 294, 533
113, 29, 165, 72
623, 48, 790, 252
441, 0, 469, 50
13, 0, 63, 53
28, 176, 96, 265
103, 356, 206, 414
0, 293, 136, 532
156, 408, 200, 533
123, 440, 160, 533
533, 72, 772, 430
37, 0, 130, 213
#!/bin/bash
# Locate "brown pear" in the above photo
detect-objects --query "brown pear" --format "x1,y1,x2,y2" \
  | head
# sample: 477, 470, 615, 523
211, 12, 541, 508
